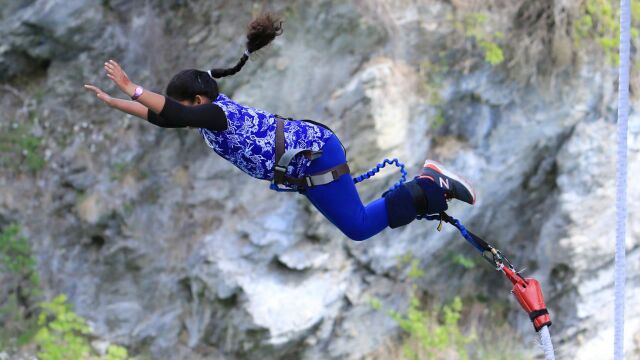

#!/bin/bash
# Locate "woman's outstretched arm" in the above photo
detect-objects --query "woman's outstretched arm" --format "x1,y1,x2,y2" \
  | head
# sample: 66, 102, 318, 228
103, 60, 166, 113
101, 59, 227, 131
84, 84, 149, 119
84, 83, 226, 131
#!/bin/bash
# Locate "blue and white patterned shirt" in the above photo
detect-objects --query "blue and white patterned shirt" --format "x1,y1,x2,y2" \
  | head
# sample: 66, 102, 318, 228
199, 93, 334, 181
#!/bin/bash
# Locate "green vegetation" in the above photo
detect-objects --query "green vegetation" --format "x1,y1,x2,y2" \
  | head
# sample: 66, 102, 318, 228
0, 224, 41, 350
377, 254, 470, 359
451, 254, 477, 270
0, 224, 129, 359
35, 295, 128, 360
372, 254, 533, 359
389, 296, 469, 360
478, 41, 505, 66
0, 224, 39, 282
35, 295, 92, 360
574, 0, 640, 64
419, 11, 506, 131
0, 119, 46, 173
0, 292, 39, 349
418, 58, 449, 130
456, 12, 505, 66
431, 110, 446, 131
0, 223, 41, 306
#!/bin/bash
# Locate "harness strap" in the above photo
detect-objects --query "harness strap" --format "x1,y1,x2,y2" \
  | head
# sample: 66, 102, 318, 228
274, 117, 286, 185
305, 163, 350, 187
278, 148, 323, 173
273, 117, 348, 191
275, 116, 285, 162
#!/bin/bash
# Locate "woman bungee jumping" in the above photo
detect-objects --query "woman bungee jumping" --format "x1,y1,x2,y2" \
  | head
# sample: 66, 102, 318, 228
83, 13, 476, 241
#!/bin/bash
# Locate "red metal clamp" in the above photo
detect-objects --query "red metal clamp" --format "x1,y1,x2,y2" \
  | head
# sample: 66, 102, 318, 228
502, 266, 552, 331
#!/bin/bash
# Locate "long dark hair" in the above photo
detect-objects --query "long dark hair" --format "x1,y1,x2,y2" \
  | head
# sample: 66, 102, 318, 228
166, 13, 283, 102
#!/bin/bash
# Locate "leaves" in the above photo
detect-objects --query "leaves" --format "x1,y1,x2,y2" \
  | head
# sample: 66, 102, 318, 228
35, 295, 92, 360
388, 295, 469, 360
479, 41, 505, 66
0, 224, 39, 289
574, 0, 640, 65
457, 12, 505, 66
35, 294, 130, 360
0, 123, 45, 173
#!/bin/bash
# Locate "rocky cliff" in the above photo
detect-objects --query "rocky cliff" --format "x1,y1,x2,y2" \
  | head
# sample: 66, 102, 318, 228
1, 0, 639, 359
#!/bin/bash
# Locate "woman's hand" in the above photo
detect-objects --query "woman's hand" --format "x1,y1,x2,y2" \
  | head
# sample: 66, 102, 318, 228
104, 59, 136, 97
83, 83, 150, 119
84, 84, 114, 106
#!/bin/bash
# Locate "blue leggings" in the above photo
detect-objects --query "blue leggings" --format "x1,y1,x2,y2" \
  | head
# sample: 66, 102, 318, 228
304, 134, 389, 241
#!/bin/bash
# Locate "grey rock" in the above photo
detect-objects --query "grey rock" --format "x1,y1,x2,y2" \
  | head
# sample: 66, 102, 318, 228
1, 0, 639, 359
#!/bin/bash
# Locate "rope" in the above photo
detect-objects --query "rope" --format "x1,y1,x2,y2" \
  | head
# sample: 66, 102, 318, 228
615, 0, 631, 358
539, 326, 556, 360
352, 158, 407, 192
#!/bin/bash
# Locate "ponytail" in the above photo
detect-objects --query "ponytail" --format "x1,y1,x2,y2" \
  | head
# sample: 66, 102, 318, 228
209, 13, 283, 79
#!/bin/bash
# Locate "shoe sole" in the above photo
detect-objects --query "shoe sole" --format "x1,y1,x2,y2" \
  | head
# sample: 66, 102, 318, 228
422, 160, 477, 205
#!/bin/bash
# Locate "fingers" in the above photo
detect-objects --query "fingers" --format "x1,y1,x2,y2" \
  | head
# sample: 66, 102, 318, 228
83, 84, 110, 104
104, 60, 119, 77
104, 63, 115, 75
104, 59, 120, 72
84, 84, 101, 94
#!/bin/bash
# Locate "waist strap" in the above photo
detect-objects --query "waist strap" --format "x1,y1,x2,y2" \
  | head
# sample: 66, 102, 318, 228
273, 117, 349, 191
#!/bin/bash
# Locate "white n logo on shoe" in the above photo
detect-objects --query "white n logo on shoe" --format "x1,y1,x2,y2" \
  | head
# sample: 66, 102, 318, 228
439, 177, 450, 190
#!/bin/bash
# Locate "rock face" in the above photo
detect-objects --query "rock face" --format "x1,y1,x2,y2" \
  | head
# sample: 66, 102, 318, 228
0, 1, 639, 359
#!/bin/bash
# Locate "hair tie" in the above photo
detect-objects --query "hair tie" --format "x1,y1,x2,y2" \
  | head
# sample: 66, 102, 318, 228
244, 49, 251, 58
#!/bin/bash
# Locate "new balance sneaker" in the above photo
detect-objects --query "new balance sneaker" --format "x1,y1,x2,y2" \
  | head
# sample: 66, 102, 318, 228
419, 160, 476, 205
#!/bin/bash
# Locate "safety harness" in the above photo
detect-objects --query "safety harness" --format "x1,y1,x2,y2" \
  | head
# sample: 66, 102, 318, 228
271, 116, 350, 192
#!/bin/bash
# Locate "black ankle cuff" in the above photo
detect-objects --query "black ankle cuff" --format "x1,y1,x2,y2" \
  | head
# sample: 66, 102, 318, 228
415, 178, 448, 214
383, 185, 418, 228
382, 178, 448, 229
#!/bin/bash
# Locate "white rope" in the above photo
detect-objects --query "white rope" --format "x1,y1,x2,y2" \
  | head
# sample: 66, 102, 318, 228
538, 326, 556, 360
613, 0, 631, 360
615, 0, 631, 359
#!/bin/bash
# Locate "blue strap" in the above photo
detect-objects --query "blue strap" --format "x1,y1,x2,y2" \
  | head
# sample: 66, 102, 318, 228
418, 213, 486, 253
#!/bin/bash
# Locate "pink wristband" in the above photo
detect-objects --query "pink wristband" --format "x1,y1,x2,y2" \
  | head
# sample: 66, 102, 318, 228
131, 86, 144, 100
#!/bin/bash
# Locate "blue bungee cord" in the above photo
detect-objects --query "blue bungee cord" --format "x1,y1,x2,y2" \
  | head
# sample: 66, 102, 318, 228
270, 157, 408, 193
352, 158, 408, 192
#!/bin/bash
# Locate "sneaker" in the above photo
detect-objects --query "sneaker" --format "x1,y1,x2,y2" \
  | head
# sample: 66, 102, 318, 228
419, 160, 476, 205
